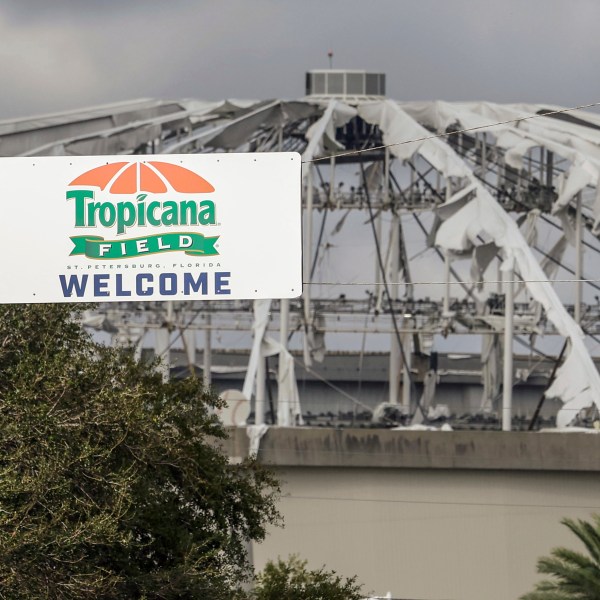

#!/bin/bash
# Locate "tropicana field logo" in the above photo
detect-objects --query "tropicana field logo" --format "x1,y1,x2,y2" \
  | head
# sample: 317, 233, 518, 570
66, 161, 220, 260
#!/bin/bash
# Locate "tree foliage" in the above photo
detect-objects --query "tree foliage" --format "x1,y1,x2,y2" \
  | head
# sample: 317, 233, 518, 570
252, 555, 363, 600
0, 304, 280, 599
521, 514, 600, 600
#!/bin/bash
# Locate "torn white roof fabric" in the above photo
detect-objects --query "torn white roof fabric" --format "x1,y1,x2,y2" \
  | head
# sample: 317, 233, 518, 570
360, 100, 600, 426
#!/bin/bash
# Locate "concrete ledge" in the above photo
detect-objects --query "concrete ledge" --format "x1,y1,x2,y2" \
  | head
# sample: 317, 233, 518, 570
224, 427, 600, 471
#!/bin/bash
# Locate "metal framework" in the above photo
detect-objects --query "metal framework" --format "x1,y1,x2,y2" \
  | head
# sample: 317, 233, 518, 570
4, 77, 600, 429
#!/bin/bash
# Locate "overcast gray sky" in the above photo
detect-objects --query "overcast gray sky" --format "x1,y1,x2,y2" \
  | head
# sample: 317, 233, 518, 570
1, 0, 600, 119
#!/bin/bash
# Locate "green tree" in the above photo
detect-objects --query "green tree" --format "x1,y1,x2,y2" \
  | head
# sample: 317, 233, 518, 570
522, 514, 600, 600
0, 304, 280, 599
252, 555, 363, 600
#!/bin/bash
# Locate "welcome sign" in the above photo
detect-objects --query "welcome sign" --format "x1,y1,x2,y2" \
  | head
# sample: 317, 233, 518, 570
0, 153, 301, 302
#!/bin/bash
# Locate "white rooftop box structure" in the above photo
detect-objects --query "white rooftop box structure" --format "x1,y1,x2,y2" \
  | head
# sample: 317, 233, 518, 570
305, 70, 386, 99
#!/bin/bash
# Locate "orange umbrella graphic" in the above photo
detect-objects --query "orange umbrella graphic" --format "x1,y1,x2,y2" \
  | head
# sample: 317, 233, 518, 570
69, 161, 215, 194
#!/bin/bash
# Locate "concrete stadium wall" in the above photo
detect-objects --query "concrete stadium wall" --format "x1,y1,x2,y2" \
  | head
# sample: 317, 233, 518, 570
225, 428, 600, 600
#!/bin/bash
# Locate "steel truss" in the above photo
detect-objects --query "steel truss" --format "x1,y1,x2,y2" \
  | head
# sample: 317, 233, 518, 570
5, 93, 600, 428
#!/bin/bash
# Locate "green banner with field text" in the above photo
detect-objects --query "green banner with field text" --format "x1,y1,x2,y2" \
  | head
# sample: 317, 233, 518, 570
70, 233, 219, 259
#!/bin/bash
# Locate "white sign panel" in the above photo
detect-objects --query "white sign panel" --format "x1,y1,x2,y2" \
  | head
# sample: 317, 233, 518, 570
0, 153, 302, 303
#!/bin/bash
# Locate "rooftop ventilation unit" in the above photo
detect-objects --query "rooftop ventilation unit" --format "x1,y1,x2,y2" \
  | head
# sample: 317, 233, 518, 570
305, 70, 386, 99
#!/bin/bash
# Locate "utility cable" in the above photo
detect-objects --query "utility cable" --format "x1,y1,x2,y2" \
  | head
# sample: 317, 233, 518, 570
311, 207, 329, 280
466, 155, 600, 256
388, 165, 478, 300
528, 340, 568, 431
283, 494, 600, 510
291, 354, 398, 426
302, 100, 600, 164
360, 161, 425, 421
152, 103, 600, 361
302, 276, 600, 286
402, 141, 600, 294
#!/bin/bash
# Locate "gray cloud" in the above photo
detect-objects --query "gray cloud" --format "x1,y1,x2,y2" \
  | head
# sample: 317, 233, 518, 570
1, 0, 600, 119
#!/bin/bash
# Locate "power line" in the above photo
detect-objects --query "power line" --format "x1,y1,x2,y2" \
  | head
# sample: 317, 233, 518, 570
303, 277, 600, 286
290, 355, 406, 427
360, 160, 424, 419
283, 494, 600, 511
302, 100, 600, 164
151, 101, 600, 361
